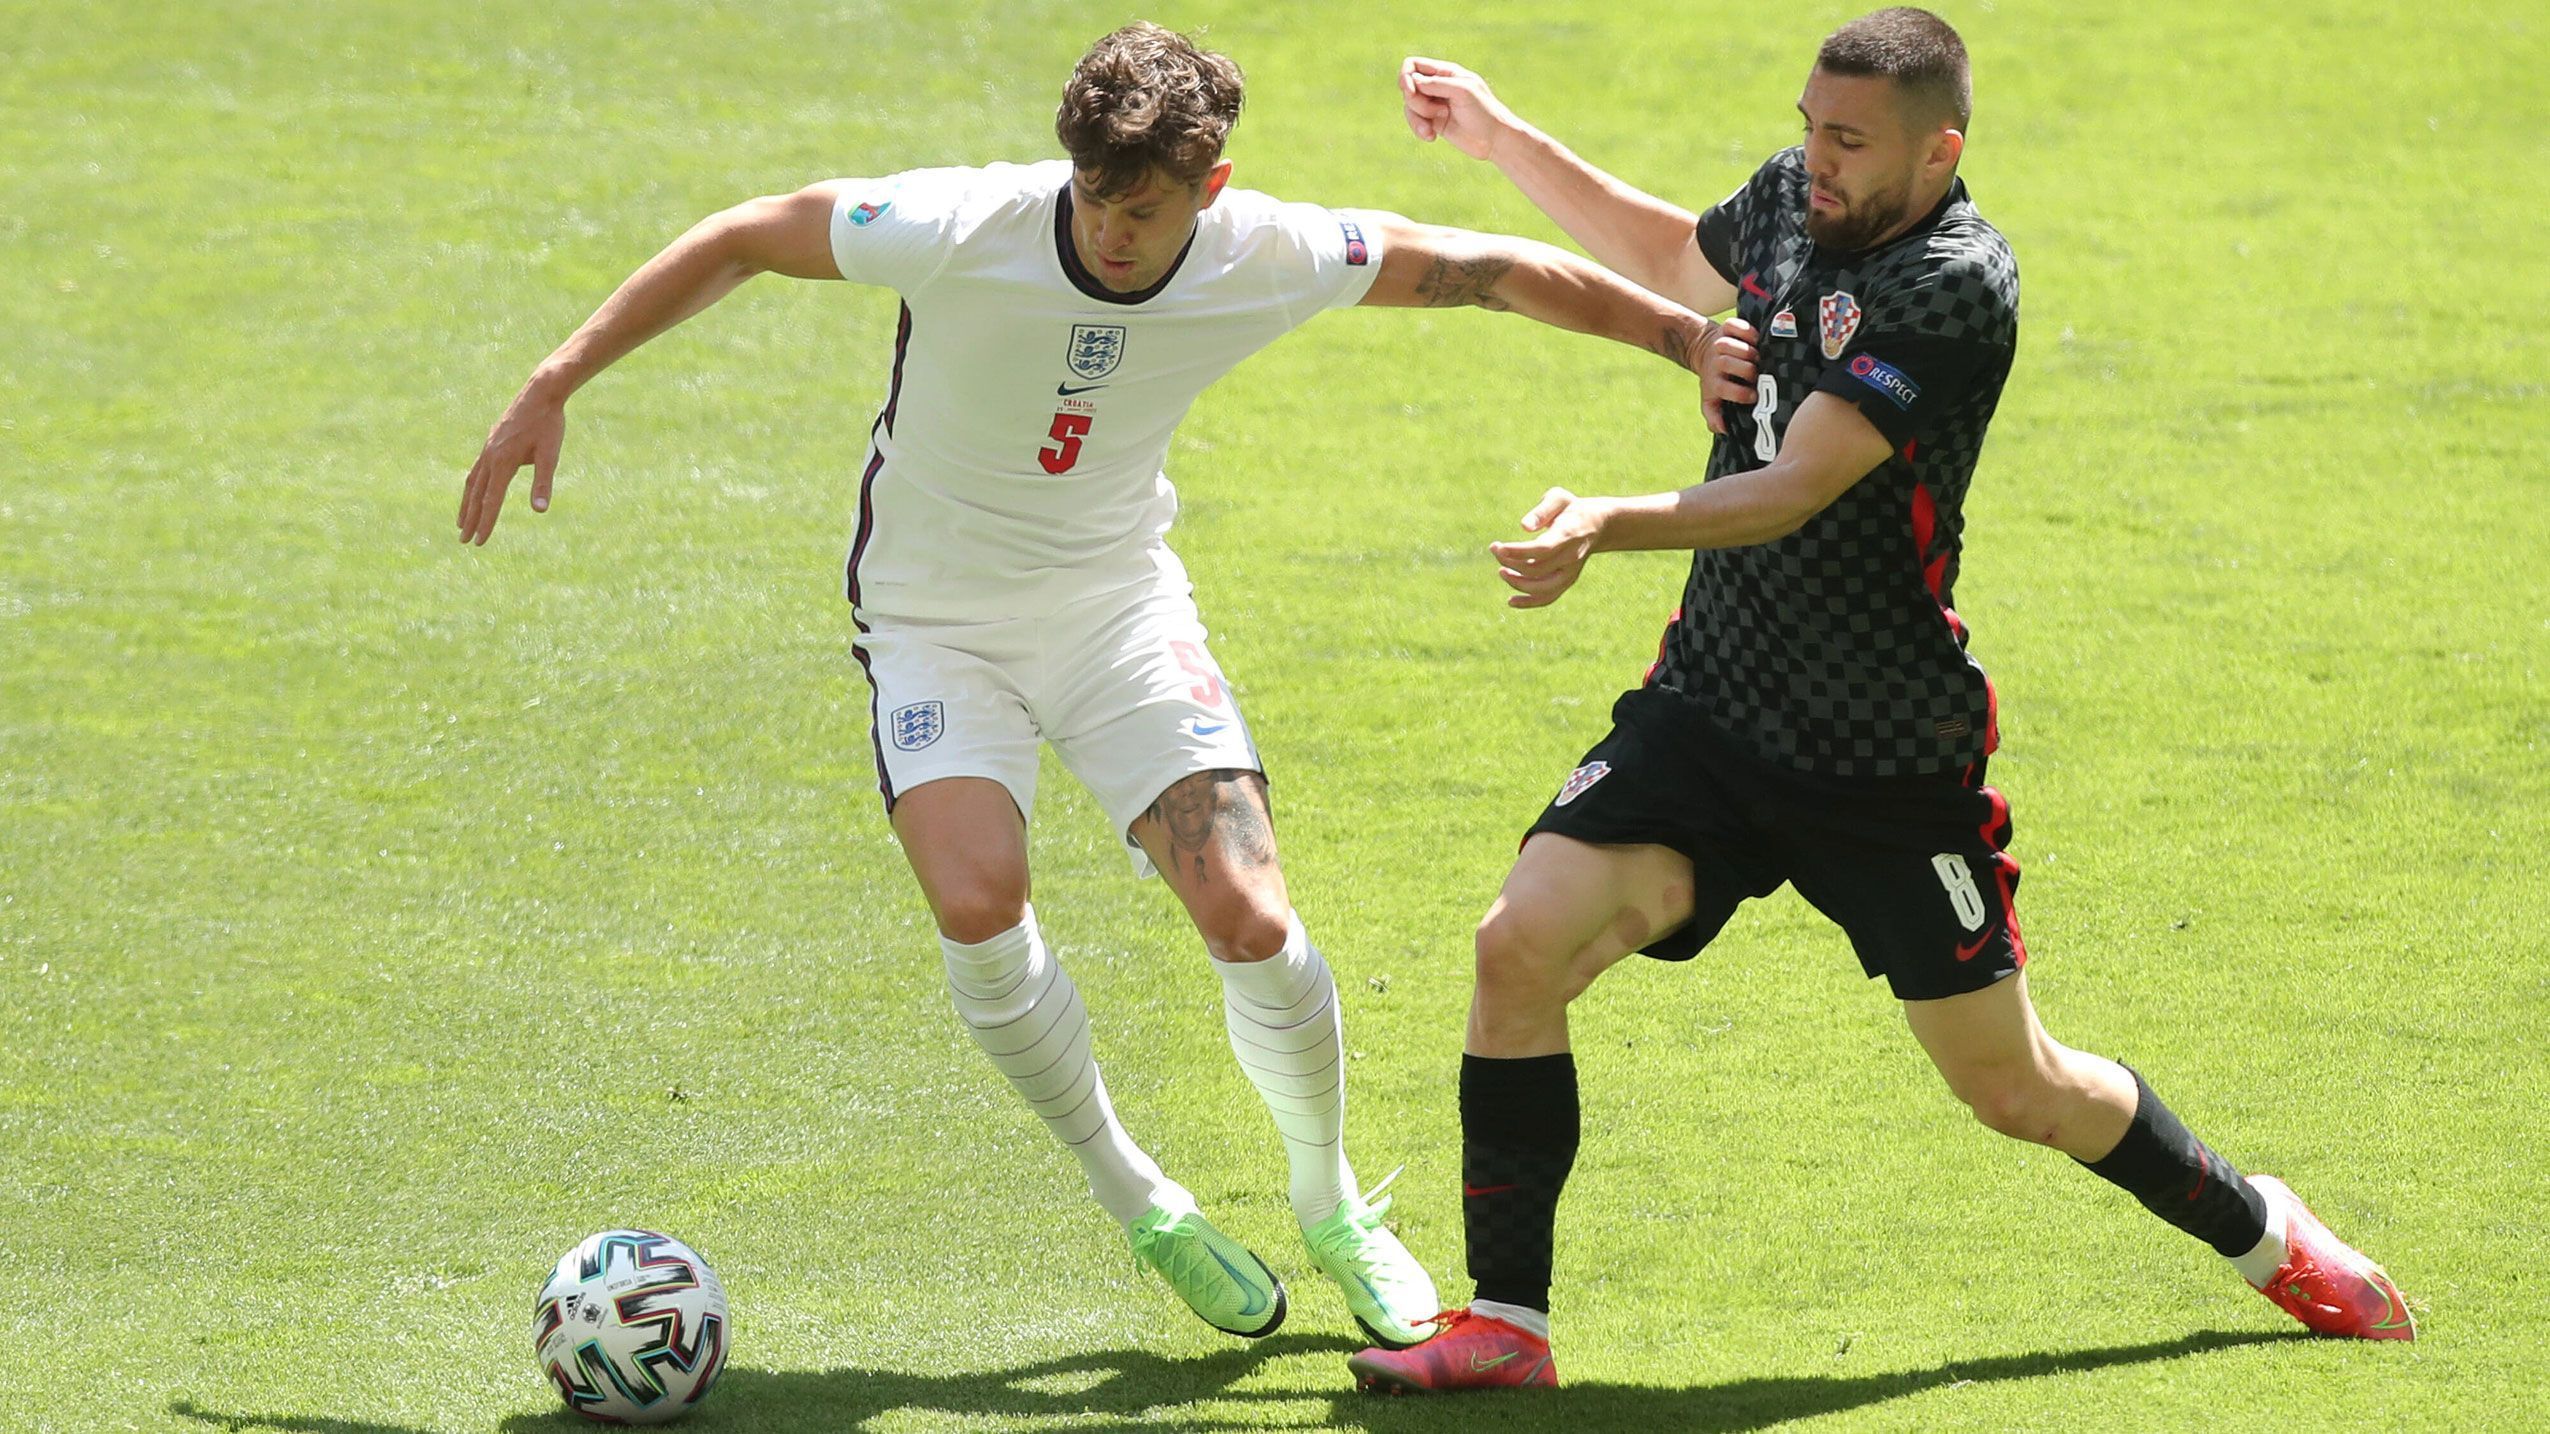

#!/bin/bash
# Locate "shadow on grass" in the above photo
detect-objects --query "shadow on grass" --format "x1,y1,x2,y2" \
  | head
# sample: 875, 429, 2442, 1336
169, 1332, 1354, 1433
170, 1326, 2305, 1433
1328, 1328, 2312, 1432
169, 1404, 444, 1434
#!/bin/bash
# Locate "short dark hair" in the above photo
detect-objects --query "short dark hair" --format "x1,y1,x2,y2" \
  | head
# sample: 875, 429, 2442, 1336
1055, 23, 1245, 199
1816, 7, 1971, 132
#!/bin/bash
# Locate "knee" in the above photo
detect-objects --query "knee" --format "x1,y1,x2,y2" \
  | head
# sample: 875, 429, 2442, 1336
1194, 895, 1293, 964
1473, 908, 1577, 1010
932, 880, 1032, 948
1949, 1069, 2065, 1146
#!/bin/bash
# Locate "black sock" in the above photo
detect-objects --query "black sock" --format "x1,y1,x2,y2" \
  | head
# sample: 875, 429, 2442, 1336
1461, 1052, 1579, 1313
2079, 1067, 2269, 1257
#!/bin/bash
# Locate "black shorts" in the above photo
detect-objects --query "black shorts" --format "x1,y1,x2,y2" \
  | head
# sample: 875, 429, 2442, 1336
1524, 685, 2026, 1002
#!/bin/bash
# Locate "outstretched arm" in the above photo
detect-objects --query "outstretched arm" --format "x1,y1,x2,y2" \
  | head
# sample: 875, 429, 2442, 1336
1356, 214, 1714, 375
1399, 57, 1737, 319
456, 183, 847, 545
1485, 392, 1898, 608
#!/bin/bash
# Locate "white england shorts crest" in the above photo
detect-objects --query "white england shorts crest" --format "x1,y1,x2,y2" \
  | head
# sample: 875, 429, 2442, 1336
1554, 760, 1611, 806
1067, 324, 1126, 379
889, 700, 945, 751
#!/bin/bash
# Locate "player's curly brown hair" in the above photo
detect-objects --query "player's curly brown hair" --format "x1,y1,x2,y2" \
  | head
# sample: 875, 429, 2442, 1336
1055, 22, 1245, 199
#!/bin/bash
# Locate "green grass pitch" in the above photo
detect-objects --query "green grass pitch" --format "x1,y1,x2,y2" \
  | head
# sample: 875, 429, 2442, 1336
6, 1, 2547, 1429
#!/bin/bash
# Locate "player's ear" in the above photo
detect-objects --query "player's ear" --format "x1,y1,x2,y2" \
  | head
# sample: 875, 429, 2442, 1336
1929, 127, 1965, 177
1200, 159, 1234, 208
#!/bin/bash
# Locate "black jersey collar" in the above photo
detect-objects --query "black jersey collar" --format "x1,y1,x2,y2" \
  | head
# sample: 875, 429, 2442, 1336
1053, 184, 1198, 306
1913, 176, 1968, 236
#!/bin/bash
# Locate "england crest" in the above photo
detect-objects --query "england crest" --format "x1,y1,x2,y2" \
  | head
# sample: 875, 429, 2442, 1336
889, 701, 944, 752
1819, 290, 1862, 360
1554, 760, 1611, 807
1067, 324, 1126, 380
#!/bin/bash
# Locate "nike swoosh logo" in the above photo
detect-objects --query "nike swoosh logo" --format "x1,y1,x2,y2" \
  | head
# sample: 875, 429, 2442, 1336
1207, 1247, 1269, 1318
2369, 1275, 2412, 1331
1469, 1351, 1521, 1372
1188, 721, 1228, 736
1462, 1183, 1516, 1198
1954, 931, 1989, 961
1056, 382, 1109, 395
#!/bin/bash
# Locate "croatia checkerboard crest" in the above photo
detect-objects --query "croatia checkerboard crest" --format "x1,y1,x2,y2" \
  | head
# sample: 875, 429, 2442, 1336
1819, 290, 1862, 360
1554, 760, 1611, 807
534, 1229, 729, 1425
1067, 323, 1126, 379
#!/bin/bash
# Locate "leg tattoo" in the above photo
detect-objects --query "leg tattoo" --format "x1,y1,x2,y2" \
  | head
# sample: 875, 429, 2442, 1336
1142, 769, 1276, 885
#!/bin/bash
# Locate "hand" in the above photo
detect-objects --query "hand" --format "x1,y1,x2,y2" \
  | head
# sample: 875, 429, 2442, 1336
457, 379, 567, 545
1400, 57, 1522, 162
1698, 317, 1759, 436
1489, 487, 1609, 609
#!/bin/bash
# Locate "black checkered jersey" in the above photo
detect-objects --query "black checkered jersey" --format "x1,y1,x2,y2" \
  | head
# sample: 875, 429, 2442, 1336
1654, 147, 2020, 777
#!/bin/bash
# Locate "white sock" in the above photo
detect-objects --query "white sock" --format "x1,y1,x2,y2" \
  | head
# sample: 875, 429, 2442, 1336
1215, 910, 1356, 1226
942, 907, 1179, 1226
1472, 1298, 1551, 1339
2230, 1179, 2291, 1288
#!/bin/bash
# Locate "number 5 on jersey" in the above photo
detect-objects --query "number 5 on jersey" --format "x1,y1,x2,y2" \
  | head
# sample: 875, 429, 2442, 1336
1040, 412, 1091, 474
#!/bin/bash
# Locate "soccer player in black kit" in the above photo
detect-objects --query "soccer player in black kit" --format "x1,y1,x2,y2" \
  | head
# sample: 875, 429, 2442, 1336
1349, 8, 2416, 1393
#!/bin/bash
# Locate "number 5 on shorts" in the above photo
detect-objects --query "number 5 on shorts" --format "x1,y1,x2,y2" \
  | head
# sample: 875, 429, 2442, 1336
1169, 639, 1226, 708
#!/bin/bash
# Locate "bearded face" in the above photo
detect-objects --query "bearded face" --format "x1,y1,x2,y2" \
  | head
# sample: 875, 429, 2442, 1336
1796, 67, 1959, 253
1804, 167, 1921, 251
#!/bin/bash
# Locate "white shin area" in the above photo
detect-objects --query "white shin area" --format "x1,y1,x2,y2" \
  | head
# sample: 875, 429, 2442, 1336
941, 906, 1179, 1226
1215, 909, 1355, 1226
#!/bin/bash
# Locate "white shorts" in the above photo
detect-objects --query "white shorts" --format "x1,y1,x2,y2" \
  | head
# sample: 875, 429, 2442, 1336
851, 577, 1262, 877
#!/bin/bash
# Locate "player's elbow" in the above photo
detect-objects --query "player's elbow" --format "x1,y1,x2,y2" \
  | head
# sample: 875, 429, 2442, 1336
1732, 465, 1846, 545
1769, 505, 1826, 542
1720, 493, 1822, 548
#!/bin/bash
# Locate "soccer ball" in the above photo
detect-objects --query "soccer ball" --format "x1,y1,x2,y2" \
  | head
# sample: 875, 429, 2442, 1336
533, 1229, 730, 1425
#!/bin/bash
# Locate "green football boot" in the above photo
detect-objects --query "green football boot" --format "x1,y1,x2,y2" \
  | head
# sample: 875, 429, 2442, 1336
1301, 1171, 1441, 1349
1127, 1203, 1287, 1338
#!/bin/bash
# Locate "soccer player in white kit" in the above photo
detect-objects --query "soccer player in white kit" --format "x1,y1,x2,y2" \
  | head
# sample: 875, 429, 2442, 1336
458, 23, 1717, 1347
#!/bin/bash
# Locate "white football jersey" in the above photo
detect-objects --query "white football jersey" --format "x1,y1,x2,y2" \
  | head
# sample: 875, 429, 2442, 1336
826, 160, 1386, 623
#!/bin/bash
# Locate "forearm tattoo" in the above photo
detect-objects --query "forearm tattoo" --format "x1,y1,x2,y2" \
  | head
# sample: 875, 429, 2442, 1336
1141, 769, 1277, 885
1648, 322, 1698, 371
1415, 253, 1516, 311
